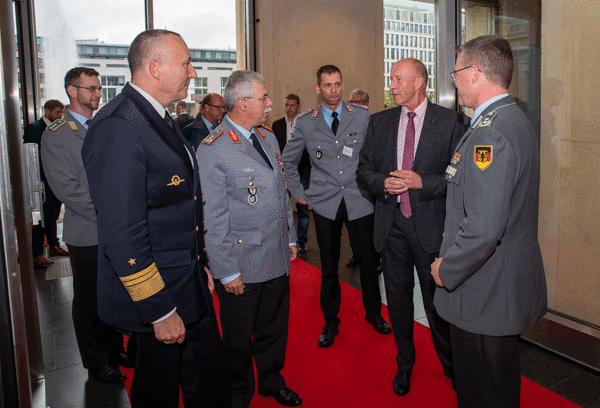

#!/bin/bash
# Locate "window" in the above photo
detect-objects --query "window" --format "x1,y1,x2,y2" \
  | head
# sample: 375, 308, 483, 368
193, 77, 208, 95
220, 77, 228, 95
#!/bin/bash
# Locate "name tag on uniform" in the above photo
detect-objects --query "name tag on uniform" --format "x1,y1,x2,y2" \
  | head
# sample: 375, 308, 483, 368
342, 146, 353, 157
445, 165, 457, 178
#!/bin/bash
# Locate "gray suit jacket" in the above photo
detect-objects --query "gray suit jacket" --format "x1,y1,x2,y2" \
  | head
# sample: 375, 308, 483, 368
282, 102, 373, 221
357, 102, 465, 253
41, 111, 98, 246
435, 95, 547, 336
197, 117, 296, 284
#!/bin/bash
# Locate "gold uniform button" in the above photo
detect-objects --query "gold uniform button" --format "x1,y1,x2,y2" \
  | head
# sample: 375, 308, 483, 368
203, 220, 206, 224
194, 196, 197, 201
249, 181, 254, 186
237, 239, 242, 244
197, 255, 200, 260
196, 226, 199, 231
201, 190, 204, 195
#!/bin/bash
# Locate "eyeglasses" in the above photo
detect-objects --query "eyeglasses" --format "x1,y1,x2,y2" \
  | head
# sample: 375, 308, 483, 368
244, 95, 270, 103
71, 85, 102, 93
207, 104, 226, 110
450, 66, 473, 81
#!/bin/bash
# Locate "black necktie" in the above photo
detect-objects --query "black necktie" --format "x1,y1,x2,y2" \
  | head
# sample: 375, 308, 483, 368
331, 111, 339, 135
164, 112, 174, 130
250, 133, 273, 169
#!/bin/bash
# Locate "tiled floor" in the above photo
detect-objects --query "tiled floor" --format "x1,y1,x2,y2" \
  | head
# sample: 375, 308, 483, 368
37, 213, 600, 407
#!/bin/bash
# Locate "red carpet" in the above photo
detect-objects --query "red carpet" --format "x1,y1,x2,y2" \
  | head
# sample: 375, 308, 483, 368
123, 258, 580, 407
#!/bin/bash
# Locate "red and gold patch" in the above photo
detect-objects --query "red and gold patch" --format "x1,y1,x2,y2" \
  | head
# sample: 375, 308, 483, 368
255, 128, 266, 138
228, 130, 240, 142
474, 145, 493, 170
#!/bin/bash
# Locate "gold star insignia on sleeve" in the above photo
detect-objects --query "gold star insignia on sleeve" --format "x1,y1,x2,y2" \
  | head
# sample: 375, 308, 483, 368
128, 258, 136, 266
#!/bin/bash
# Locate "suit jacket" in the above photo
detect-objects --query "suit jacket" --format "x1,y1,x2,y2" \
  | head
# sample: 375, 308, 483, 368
435, 95, 547, 336
82, 83, 212, 333
182, 114, 210, 148
357, 102, 465, 253
175, 112, 194, 130
282, 102, 373, 221
41, 111, 97, 246
23, 118, 49, 182
272, 117, 311, 180
196, 117, 296, 284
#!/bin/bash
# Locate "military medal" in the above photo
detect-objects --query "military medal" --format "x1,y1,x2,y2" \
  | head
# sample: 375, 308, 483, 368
248, 187, 257, 205
316, 150, 322, 159
451, 152, 462, 165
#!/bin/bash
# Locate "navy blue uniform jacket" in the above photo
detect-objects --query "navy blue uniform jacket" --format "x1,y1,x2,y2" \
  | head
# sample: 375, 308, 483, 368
82, 83, 212, 333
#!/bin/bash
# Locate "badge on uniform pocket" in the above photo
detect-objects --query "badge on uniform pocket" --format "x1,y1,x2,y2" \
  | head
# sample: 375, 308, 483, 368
248, 188, 257, 205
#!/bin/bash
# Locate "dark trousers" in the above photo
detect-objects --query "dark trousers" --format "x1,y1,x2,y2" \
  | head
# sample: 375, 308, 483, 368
67, 244, 123, 368
32, 183, 62, 256
131, 314, 231, 408
450, 324, 521, 408
313, 198, 382, 323
296, 179, 310, 244
380, 210, 452, 372
217, 275, 290, 408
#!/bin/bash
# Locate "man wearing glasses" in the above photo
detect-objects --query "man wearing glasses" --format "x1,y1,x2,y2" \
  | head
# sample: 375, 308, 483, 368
432, 35, 547, 408
197, 70, 302, 408
183, 93, 226, 148
41, 67, 129, 384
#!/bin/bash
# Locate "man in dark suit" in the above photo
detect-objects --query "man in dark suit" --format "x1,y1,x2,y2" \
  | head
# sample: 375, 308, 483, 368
23, 99, 69, 268
82, 29, 230, 408
357, 58, 464, 396
272, 94, 311, 254
198, 71, 302, 408
183, 93, 226, 148
173, 100, 194, 130
431, 35, 547, 408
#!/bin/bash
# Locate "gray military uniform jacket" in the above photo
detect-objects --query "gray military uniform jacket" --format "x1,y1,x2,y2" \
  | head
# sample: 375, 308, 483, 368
434, 95, 547, 336
282, 102, 374, 221
197, 117, 296, 284
41, 111, 98, 246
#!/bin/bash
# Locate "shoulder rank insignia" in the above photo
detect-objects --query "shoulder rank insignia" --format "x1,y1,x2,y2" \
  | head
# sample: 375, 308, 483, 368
228, 130, 240, 143
68, 121, 78, 130
349, 103, 369, 110
297, 108, 314, 119
345, 104, 354, 113
475, 111, 497, 128
474, 145, 493, 170
255, 128, 266, 138
311, 109, 320, 119
259, 125, 273, 134
47, 118, 66, 132
202, 130, 223, 145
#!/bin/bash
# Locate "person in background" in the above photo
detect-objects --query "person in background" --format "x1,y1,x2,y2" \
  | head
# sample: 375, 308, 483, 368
273, 94, 311, 254
174, 100, 194, 130
23, 98, 68, 268
183, 93, 226, 148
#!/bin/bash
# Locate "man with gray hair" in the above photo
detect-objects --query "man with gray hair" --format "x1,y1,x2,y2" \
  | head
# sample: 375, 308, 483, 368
82, 29, 230, 407
349, 89, 370, 106
432, 35, 547, 407
197, 70, 302, 408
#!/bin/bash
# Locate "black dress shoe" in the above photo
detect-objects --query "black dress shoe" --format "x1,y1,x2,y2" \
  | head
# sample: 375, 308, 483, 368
392, 369, 412, 395
317, 321, 339, 348
346, 256, 357, 267
297, 242, 308, 254
365, 314, 392, 335
112, 352, 134, 368
258, 387, 303, 407
89, 364, 127, 384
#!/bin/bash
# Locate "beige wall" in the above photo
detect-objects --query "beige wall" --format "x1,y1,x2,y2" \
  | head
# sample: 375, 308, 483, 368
254, 0, 384, 124
539, 0, 600, 326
